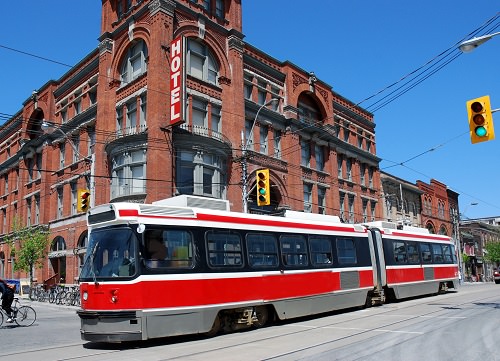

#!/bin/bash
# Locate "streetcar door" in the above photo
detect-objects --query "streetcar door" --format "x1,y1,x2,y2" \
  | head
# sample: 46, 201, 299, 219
368, 228, 386, 289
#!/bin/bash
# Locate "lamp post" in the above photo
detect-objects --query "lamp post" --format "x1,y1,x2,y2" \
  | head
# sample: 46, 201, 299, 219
241, 98, 279, 213
41, 120, 92, 162
455, 202, 478, 284
458, 32, 500, 53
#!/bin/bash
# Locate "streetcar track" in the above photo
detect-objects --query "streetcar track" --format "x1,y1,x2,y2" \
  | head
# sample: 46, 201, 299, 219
153, 288, 499, 361
2, 286, 497, 360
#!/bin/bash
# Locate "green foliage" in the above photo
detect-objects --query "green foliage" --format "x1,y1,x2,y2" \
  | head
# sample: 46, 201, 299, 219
484, 242, 500, 265
5, 217, 50, 285
462, 253, 470, 265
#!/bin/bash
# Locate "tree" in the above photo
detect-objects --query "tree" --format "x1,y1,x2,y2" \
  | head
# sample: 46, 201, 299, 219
484, 242, 500, 267
6, 217, 50, 286
462, 253, 471, 278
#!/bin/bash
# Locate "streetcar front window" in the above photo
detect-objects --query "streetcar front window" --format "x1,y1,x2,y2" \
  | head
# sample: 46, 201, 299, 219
80, 228, 138, 280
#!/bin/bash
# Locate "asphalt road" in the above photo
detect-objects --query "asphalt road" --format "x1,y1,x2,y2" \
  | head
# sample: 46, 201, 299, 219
0, 282, 498, 361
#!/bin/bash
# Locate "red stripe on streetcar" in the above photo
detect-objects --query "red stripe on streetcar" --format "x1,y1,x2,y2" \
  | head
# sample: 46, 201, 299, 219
195, 212, 363, 233
81, 270, 374, 311
114, 207, 364, 233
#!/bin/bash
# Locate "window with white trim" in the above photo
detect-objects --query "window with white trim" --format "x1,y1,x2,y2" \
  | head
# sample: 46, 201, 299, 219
35, 194, 40, 225
259, 125, 268, 155
187, 39, 218, 85
72, 134, 80, 163
71, 182, 77, 215
273, 130, 281, 159
59, 143, 65, 169
26, 198, 31, 226
303, 183, 312, 213
176, 149, 227, 199
346, 158, 352, 181
57, 187, 63, 219
111, 149, 147, 199
318, 186, 326, 215
348, 194, 355, 223
315, 144, 324, 171
301, 139, 310, 167
120, 40, 148, 85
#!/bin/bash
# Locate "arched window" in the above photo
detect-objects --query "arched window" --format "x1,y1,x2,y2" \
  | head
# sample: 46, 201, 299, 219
186, 38, 218, 85
298, 94, 321, 126
51, 236, 66, 252
120, 39, 148, 85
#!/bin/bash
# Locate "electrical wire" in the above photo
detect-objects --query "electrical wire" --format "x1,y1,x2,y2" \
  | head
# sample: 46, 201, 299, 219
0, 12, 499, 220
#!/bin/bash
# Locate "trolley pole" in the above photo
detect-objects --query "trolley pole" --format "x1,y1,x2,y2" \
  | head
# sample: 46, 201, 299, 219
242, 98, 278, 213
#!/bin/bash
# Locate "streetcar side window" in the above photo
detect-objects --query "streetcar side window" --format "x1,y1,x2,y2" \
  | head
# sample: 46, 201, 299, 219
392, 241, 407, 264
406, 241, 420, 264
206, 231, 243, 268
247, 233, 278, 268
442, 244, 453, 263
145, 229, 193, 268
420, 243, 432, 263
165, 229, 194, 267
309, 237, 333, 266
280, 235, 308, 267
336, 238, 357, 265
431, 243, 444, 263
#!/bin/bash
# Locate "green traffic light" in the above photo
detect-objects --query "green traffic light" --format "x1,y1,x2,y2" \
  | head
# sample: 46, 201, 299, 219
475, 126, 487, 137
259, 188, 266, 195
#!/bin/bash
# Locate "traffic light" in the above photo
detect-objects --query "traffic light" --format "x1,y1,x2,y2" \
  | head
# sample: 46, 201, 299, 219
467, 95, 494, 144
77, 189, 91, 212
256, 169, 270, 206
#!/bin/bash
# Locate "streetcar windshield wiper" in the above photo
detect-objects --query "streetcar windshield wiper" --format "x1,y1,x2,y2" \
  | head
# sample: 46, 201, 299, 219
89, 243, 99, 286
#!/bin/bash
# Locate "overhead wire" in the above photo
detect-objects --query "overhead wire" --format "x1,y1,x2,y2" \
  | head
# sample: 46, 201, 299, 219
0, 12, 499, 217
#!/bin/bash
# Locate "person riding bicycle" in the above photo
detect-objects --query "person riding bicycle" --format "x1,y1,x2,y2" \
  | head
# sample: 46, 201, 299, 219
0, 278, 15, 322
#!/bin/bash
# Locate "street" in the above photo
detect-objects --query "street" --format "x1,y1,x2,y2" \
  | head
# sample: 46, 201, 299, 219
1, 282, 499, 361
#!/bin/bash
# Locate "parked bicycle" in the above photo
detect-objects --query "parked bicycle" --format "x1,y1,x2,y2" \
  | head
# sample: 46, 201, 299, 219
0, 297, 36, 327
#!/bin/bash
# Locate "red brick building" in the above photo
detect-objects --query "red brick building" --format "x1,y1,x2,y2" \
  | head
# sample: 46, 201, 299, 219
0, 0, 381, 284
416, 179, 458, 236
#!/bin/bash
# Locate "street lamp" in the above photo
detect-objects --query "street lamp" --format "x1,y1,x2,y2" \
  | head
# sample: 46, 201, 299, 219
41, 120, 92, 162
241, 98, 279, 213
455, 202, 478, 284
458, 32, 500, 53
460, 201, 479, 221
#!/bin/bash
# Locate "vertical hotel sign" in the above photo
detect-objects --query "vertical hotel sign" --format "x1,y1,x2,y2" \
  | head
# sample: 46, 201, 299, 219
169, 36, 186, 126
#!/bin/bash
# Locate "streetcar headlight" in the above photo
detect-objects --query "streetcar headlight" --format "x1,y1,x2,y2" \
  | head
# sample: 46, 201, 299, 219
83, 291, 88, 301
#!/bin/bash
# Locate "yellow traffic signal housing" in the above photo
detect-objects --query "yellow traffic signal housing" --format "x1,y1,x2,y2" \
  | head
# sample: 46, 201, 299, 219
256, 169, 270, 206
77, 189, 91, 212
467, 95, 494, 144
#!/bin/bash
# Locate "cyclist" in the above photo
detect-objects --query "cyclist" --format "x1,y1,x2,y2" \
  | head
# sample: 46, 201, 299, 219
0, 278, 15, 322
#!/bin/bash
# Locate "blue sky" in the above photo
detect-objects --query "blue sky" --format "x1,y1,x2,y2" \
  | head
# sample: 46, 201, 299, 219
0, 1, 498, 219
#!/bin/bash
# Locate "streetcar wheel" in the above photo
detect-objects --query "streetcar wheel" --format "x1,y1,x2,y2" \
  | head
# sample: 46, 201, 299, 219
205, 314, 221, 337
253, 306, 269, 328
15, 306, 36, 327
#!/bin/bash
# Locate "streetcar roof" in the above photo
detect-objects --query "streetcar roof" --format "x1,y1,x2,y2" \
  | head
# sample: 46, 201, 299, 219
87, 198, 365, 235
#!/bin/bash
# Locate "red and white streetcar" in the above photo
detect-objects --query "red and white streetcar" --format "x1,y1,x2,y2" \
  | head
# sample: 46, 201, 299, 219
77, 195, 459, 342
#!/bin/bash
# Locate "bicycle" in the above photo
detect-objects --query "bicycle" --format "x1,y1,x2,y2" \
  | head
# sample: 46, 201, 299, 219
0, 297, 37, 327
